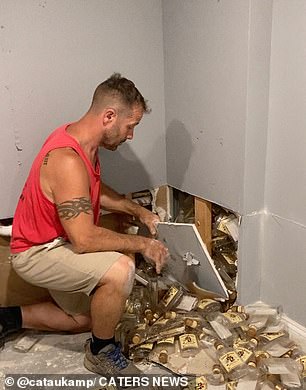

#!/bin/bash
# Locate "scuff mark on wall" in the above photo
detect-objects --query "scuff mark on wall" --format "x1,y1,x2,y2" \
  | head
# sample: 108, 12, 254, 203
4, 83, 24, 166
14, 130, 23, 152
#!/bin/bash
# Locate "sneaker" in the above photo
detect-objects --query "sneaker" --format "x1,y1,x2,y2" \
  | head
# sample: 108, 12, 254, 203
0, 323, 21, 351
84, 339, 142, 376
0, 307, 23, 350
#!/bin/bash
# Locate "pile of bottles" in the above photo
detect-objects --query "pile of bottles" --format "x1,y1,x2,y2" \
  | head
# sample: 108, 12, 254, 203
116, 270, 306, 390
211, 204, 239, 306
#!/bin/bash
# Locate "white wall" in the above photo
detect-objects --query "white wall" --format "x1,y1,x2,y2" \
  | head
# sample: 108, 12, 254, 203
163, 0, 273, 304
163, 0, 306, 326
0, 0, 166, 218
163, 0, 249, 214
262, 0, 306, 325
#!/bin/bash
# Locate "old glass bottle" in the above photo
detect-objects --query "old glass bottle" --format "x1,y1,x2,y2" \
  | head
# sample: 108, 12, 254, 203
129, 322, 148, 346
129, 342, 154, 362
178, 333, 200, 358
195, 298, 222, 318
152, 283, 184, 321
214, 340, 249, 380
153, 336, 176, 364
206, 363, 225, 385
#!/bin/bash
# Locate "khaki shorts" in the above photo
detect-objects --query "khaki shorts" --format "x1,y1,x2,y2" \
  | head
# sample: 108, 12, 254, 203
11, 238, 122, 315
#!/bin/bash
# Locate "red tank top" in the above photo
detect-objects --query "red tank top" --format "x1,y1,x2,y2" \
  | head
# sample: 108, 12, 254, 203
10, 124, 101, 253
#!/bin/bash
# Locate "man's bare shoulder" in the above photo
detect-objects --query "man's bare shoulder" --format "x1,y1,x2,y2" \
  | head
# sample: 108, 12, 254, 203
40, 147, 88, 199
42, 147, 82, 168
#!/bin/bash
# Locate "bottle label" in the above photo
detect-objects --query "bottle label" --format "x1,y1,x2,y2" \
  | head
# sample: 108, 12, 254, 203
226, 381, 238, 390
157, 337, 175, 345
223, 253, 236, 265
186, 376, 207, 390
152, 318, 169, 326
219, 351, 243, 373
197, 299, 215, 310
223, 312, 244, 325
259, 331, 285, 342
136, 342, 154, 351
179, 334, 199, 351
161, 286, 179, 307
235, 347, 253, 363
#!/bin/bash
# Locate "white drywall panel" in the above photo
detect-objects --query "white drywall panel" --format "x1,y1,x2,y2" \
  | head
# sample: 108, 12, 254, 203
0, 0, 166, 218
262, 0, 306, 327
242, 0, 272, 214
265, 0, 306, 225
237, 0, 272, 306
237, 212, 266, 305
261, 215, 306, 326
163, 0, 249, 213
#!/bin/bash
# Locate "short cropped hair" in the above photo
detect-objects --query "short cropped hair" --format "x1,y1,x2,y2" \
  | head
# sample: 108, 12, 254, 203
90, 73, 150, 114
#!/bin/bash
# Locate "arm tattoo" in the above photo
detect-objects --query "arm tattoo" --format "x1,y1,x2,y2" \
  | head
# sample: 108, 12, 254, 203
43, 152, 50, 166
56, 197, 93, 220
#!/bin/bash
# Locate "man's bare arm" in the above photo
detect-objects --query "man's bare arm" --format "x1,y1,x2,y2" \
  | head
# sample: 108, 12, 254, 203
42, 149, 168, 272
100, 181, 160, 235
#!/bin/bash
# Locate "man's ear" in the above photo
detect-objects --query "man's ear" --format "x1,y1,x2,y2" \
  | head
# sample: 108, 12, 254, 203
103, 108, 116, 125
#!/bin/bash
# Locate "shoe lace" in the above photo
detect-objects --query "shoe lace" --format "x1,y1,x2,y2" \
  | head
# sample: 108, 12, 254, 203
106, 343, 128, 370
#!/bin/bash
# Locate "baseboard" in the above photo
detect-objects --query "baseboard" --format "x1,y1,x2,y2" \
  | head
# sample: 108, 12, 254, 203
282, 314, 306, 345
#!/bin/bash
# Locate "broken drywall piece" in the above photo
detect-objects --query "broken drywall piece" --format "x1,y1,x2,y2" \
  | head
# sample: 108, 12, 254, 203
157, 222, 229, 299
13, 333, 41, 353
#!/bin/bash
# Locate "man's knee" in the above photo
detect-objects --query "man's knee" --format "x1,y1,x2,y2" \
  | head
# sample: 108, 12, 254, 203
98, 255, 135, 295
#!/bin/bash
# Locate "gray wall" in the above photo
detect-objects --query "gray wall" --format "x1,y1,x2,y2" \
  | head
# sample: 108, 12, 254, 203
163, 0, 273, 304
163, 0, 249, 213
0, 0, 166, 218
164, 0, 306, 326
261, 0, 306, 325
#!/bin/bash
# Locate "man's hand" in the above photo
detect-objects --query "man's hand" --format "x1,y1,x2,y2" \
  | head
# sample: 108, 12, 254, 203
137, 207, 160, 236
142, 238, 169, 274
